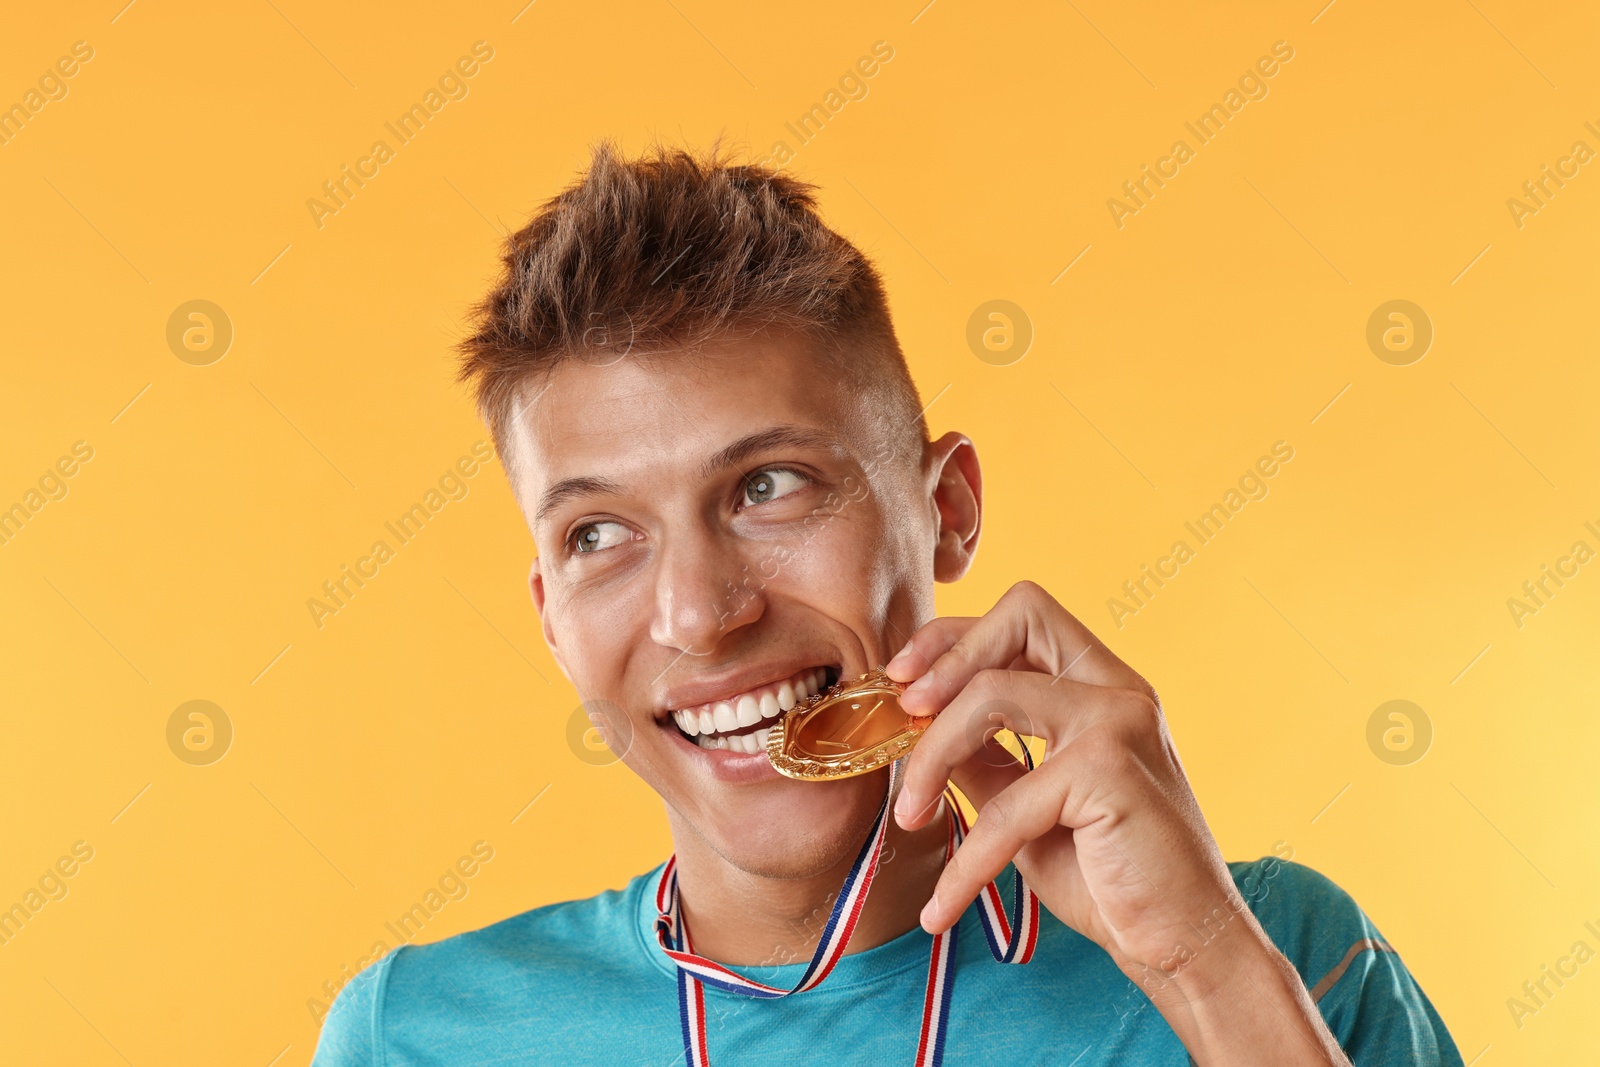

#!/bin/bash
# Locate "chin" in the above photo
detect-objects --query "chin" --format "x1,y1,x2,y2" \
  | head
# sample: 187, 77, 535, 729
702, 772, 888, 880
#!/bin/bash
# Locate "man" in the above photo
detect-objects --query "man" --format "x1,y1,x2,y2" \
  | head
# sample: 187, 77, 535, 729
311, 143, 1462, 1065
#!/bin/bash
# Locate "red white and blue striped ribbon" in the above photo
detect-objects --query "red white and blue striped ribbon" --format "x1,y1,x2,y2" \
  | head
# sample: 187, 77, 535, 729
654, 743, 1039, 1066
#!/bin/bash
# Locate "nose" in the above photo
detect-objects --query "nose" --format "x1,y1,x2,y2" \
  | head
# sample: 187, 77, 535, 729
648, 527, 766, 655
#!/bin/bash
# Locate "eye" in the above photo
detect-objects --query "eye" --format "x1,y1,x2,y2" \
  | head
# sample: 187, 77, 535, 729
741, 467, 808, 507
569, 520, 631, 554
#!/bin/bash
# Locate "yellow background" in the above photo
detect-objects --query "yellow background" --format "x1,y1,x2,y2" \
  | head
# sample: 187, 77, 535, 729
2, 0, 1596, 1063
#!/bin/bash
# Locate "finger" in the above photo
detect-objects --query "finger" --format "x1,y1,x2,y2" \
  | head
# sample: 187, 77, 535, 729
896, 670, 1114, 829
894, 730, 1027, 831
946, 731, 1040, 816
883, 616, 978, 684
920, 753, 1078, 934
898, 581, 1146, 717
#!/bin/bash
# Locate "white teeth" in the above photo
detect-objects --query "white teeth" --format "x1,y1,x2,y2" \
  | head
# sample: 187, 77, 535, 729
690, 729, 774, 754
673, 666, 836, 749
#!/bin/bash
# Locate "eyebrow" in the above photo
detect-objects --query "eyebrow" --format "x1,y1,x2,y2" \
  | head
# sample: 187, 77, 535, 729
535, 474, 626, 525
533, 424, 842, 526
697, 424, 841, 480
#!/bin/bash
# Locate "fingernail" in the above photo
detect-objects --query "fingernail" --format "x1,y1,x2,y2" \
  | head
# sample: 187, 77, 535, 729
897, 789, 940, 829
885, 647, 917, 681
906, 674, 933, 693
920, 891, 939, 930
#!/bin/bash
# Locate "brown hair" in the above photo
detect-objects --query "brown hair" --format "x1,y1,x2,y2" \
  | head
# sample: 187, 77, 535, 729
454, 140, 927, 485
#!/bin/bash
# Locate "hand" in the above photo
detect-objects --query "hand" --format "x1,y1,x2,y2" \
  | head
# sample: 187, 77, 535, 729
886, 581, 1349, 1065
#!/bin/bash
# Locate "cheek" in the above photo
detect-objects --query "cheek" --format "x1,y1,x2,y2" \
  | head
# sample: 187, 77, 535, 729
546, 578, 650, 687
854, 486, 929, 580
772, 504, 900, 614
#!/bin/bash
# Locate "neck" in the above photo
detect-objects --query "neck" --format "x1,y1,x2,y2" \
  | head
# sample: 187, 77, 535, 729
666, 793, 951, 967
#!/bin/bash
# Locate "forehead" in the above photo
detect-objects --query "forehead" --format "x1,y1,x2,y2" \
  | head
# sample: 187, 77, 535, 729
505, 332, 873, 522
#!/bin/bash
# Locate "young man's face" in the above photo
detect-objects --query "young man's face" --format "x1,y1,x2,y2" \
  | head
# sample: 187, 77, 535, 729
510, 329, 978, 880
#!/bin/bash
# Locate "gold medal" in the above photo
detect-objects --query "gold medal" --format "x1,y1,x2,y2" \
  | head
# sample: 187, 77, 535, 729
765, 666, 933, 780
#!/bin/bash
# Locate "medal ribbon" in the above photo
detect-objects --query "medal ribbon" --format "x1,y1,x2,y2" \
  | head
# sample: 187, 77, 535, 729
653, 745, 1040, 1067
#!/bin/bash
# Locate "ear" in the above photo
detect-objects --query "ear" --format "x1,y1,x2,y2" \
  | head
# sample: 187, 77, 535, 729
924, 431, 982, 583
529, 556, 573, 682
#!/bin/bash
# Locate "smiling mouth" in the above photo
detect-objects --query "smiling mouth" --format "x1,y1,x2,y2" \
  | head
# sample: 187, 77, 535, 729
669, 664, 841, 754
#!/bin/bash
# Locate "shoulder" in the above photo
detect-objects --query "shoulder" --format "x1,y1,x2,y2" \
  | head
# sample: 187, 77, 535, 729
1228, 855, 1376, 990
392, 868, 649, 980
310, 866, 663, 1066
1227, 857, 1464, 1066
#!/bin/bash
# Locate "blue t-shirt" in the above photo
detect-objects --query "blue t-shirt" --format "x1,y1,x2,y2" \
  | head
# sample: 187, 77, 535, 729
311, 858, 1462, 1066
